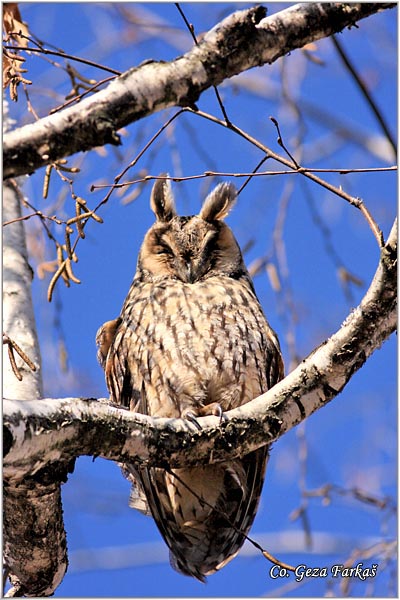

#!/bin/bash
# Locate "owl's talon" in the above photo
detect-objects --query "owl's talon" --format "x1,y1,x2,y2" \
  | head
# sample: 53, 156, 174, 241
197, 402, 226, 423
108, 401, 130, 411
219, 411, 229, 425
207, 403, 226, 424
211, 404, 223, 420
183, 410, 202, 431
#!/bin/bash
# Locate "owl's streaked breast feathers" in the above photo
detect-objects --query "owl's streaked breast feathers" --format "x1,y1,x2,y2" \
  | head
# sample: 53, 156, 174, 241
96, 177, 284, 581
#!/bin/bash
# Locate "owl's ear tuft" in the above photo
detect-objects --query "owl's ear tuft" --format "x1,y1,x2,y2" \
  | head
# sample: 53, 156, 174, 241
150, 176, 177, 222
199, 182, 237, 222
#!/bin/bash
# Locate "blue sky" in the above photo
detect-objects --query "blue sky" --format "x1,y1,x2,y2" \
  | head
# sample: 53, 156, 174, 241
6, 2, 397, 597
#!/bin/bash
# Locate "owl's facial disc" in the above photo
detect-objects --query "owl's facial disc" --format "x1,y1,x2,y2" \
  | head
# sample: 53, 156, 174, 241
139, 214, 244, 283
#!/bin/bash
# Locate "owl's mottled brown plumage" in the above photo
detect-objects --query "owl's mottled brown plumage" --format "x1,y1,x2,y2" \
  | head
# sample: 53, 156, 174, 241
96, 177, 284, 581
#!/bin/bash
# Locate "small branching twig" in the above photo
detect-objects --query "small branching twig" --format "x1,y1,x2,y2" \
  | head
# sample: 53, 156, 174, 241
303, 483, 396, 513
3, 334, 36, 381
90, 109, 185, 206
65, 63, 97, 100
4, 180, 60, 247
42, 160, 80, 199
91, 166, 396, 191
2, 212, 62, 228
184, 107, 386, 248
49, 75, 117, 114
270, 116, 300, 169
237, 156, 271, 195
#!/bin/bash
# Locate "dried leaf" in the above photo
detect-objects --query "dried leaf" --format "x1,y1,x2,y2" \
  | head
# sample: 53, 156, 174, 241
247, 257, 265, 278
37, 260, 58, 280
302, 44, 325, 66
3, 4, 28, 41
65, 258, 81, 284
3, 4, 31, 100
266, 262, 281, 292
58, 339, 69, 373
338, 266, 364, 287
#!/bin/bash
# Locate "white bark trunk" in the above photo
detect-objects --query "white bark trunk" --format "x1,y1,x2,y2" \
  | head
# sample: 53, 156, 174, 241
3, 179, 69, 598
3, 181, 42, 398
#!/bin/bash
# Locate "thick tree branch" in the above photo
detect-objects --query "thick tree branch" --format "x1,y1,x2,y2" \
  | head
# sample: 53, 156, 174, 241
3, 2, 394, 180
4, 218, 397, 484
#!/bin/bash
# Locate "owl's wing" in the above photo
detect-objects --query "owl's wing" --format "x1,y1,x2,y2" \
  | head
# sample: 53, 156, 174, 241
100, 319, 146, 411
264, 323, 285, 388
120, 463, 152, 516
95, 318, 121, 369
98, 318, 152, 515
136, 446, 268, 582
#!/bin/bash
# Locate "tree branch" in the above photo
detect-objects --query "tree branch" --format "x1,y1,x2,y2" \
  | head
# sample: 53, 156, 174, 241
4, 218, 397, 483
3, 2, 395, 180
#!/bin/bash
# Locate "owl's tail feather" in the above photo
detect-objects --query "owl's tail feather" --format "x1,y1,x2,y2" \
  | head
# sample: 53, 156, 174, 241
121, 463, 152, 516
169, 552, 207, 583
139, 446, 269, 581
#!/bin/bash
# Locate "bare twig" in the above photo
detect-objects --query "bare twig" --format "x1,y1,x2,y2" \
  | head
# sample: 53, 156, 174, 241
270, 116, 300, 168
2, 211, 62, 227
175, 3, 231, 123
91, 165, 397, 191
90, 109, 185, 209
237, 156, 271, 195
332, 35, 396, 157
3, 43, 121, 76
49, 75, 117, 114
3, 334, 37, 381
184, 107, 385, 248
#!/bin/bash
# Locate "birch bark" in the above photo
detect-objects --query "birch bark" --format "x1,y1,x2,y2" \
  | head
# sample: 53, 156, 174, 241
3, 178, 69, 597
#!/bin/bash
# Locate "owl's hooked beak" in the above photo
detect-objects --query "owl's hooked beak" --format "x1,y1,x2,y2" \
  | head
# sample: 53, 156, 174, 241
176, 259, 196, 283
176, 253, 210, 283
184, 260, 195, 283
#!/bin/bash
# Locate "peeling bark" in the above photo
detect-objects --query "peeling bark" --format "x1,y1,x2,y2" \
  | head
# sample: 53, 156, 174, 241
4, 484, 68, 598
3, 2, 395, 180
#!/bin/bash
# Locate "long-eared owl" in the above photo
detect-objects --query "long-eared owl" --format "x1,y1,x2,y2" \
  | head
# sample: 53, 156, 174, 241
96, 177, 284, 581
